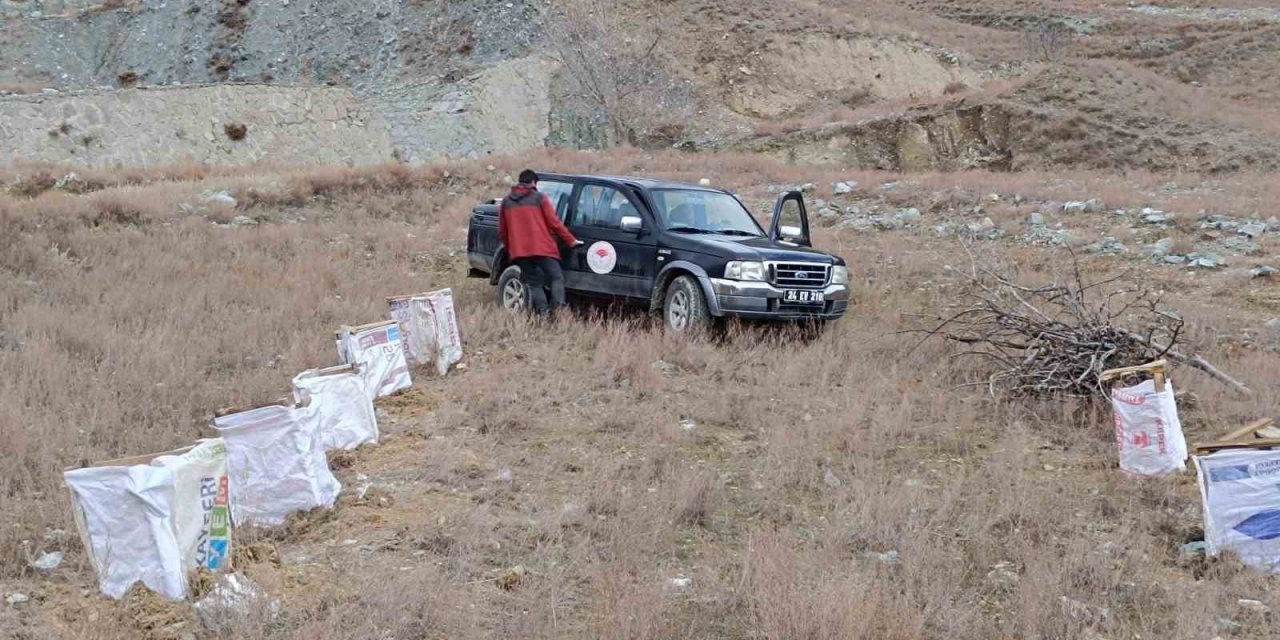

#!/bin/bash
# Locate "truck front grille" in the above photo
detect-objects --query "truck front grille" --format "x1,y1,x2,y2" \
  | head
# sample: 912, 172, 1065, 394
768, 262, 830, 288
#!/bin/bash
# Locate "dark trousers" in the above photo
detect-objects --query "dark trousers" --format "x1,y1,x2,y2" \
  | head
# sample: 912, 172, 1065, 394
514, 257, 566, 315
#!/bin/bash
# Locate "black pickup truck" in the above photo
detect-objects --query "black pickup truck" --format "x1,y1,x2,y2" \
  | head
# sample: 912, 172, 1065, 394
466, 173, 850, 332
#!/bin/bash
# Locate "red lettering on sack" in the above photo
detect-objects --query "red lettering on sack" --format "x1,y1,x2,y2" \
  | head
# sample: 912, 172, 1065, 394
1111, 389, 1146, 405
1132, 432, 1150, 447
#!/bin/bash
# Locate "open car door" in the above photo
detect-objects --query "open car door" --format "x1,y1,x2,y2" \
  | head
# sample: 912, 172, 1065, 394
768, 191, 812, 247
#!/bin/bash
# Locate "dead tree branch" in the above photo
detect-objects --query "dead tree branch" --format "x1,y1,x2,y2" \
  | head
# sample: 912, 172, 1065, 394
909, 247, 1247, 398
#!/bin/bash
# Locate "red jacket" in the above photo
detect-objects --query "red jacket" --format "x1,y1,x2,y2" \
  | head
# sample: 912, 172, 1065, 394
498, 184, 578, 260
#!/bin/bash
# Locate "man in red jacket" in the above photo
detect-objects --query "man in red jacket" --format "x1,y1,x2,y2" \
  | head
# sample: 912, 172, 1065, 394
499, 169, 582, 315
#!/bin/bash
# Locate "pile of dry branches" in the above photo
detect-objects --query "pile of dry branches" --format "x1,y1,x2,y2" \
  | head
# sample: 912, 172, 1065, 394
914, 250, 1249, 398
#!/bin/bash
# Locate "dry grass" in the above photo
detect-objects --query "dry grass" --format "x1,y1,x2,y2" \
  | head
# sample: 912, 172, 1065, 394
1, 152, 1279, 638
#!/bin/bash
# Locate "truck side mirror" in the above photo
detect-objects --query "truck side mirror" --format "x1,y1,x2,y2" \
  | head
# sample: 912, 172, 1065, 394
620, 215, 643, 233
779, 225, 803, 240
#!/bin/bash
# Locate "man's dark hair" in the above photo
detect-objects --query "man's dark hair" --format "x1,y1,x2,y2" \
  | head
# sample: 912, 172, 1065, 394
518, 169, 538, 185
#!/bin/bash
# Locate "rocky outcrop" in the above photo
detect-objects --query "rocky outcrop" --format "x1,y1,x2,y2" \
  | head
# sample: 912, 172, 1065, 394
0, 85, 396, 166
741, 103, 1014, 171
369, 56, 558, 163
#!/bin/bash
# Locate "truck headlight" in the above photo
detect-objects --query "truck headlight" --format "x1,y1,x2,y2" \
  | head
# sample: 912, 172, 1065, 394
724, 261, 765, 281
830, 265, 849, 285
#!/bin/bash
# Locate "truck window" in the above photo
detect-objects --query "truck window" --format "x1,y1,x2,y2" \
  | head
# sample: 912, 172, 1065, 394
571, 185, 636, 230
538, 180, 574, 220
650, 189, 764, 236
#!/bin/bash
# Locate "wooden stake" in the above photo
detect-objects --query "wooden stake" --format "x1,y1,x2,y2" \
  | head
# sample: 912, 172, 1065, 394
1215, 418, 1276, 443
1194, 438, 1280, 454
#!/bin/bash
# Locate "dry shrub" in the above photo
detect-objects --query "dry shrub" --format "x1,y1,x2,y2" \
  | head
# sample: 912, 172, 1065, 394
542, 0, 695, 146
671, 470, 716, 528
117, 70, 139, 87
6, 170, 58, 198
224, 123, 248, 141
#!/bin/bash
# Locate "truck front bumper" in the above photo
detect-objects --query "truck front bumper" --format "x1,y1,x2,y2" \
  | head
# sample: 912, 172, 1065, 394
708, 278, 850, 320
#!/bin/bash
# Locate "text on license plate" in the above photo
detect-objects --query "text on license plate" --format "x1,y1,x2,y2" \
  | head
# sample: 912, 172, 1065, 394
782, 290, 824, 304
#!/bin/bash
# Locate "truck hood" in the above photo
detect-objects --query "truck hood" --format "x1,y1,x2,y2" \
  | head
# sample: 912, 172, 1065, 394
678, 234, 843, 265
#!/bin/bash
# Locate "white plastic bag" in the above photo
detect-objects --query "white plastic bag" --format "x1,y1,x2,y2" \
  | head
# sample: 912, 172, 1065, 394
1110, 378, 1187, 476
336, 321, 413, 399
212, 403, 340, 527
1195, 448, 1280, 573
64, 439, 231, 600
292, 364, 379, 451
387, 288, 463, 376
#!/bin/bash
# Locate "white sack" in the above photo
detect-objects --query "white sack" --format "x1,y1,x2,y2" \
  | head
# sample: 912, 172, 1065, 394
336, 321, 412, 399
1110, 378, 1187, 476
213, 404, 340, 527
1195, 448, 1280, 573
387, 289, 462, 376
292, 365, 379, 451
64, 439, 231, 600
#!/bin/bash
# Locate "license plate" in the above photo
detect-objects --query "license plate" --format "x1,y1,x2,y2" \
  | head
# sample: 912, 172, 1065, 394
782, 290, 824, 305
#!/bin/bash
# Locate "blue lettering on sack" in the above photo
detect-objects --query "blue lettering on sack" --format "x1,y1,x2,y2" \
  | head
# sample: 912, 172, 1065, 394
207, 539, 229, 569
1210, 465, 1253, 482
387, 325, 400, 342
1234, 510, 1280, 541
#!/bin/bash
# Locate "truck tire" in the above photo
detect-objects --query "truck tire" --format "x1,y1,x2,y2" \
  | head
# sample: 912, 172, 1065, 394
496, 265, 527, 313
664, 275, 710, 334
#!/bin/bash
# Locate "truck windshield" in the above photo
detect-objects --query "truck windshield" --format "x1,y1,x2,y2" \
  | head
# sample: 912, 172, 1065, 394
650, 189, 764, 236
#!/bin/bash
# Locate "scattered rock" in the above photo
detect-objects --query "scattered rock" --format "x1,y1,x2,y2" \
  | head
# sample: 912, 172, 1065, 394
964, 217, 1003, 240
1265, 318, 1280, 330
1179, 540, 1207, 562
1237, 599, 1271, 614
1141, 209, 1170, 224
832, 181, 856, 195
666, 576, 692, 589
1187, 252, 1223, 269
822, 468, 842, 488
1220, 236, 1260, 255
194, 574, 280, 630
651, 359, 681, 377
799, 183, 816, 193
1086, 237, 1127, 255
1027, 212, 1045, 226
986, 561, 1019, 590
228, 215, 258, 227
1217, 617, 1243, 632
865, 550, 900, 565
679, 417, 697, 431
1062, 199, 1102, 214
496, 467, 513, 482
1143, 238, 1173, 258
497, 565, 526, 591
1239, 223, 1267, 239
31, 550, 63, 571
698, 178, 711, 187
204, 190, 237, 207
1025, 225, 1069, 247
1250, 265, 1278, 279
6, 593, 29, 606
1164, 255, 1187, 265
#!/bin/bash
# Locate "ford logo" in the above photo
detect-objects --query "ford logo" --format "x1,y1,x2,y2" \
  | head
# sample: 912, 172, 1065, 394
795, 272, 809, 279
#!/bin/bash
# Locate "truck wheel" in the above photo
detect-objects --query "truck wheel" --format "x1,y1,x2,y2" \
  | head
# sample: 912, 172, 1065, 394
664, 275, 710, 333
497, 265, 527, 313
